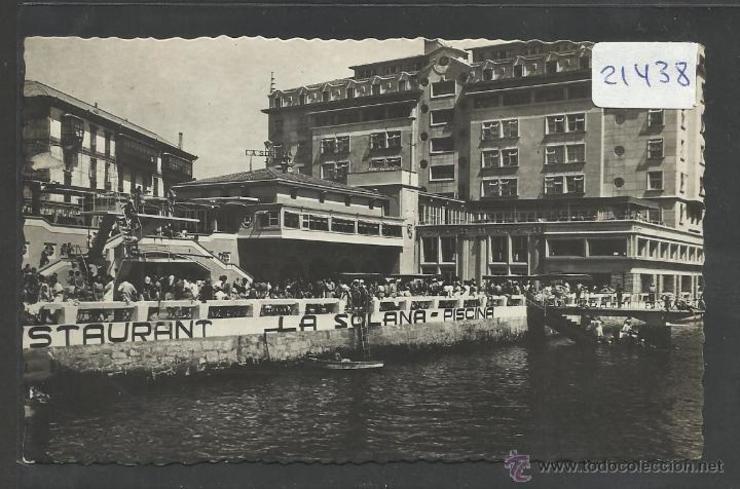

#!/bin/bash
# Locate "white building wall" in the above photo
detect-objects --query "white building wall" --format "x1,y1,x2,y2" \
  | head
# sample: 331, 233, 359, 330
49, 117, 61, 139
95, 132, 105, 154
96, 159, 106, 190
121, 167, 132, 191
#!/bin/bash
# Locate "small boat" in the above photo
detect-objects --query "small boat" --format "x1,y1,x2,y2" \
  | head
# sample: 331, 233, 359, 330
308, 357, 384, 370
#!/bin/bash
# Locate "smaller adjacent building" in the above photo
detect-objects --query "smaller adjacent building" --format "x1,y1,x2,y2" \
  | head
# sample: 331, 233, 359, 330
22, 80, 198, 267
173, 167, 413, 281
22, 80, 197, 222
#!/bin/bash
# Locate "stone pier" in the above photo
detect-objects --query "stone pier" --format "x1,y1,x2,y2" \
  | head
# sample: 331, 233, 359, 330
39, 306, 528, 377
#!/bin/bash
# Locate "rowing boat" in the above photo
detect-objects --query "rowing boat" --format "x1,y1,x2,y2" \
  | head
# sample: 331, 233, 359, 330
308, 358, 384, 370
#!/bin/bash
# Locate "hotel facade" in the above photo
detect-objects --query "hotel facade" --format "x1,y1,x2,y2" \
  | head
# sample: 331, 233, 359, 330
256, 39, 705, 296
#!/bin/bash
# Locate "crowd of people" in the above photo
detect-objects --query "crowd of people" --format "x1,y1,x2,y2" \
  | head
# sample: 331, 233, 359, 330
22, 263, 115, 304
20, 267, 534, 307
21, 262, 702, 314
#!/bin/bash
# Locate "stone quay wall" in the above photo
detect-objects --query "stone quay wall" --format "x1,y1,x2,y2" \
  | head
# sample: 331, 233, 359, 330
42, 306, 528, 377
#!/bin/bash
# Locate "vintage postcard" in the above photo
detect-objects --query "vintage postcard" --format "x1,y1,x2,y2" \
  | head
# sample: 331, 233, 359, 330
20, 37, 708, 471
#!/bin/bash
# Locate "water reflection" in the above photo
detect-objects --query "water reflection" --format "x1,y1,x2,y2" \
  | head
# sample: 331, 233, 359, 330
40, 326, 703, 463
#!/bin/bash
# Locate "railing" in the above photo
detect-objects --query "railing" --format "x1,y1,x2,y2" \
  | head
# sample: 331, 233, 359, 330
23, 295, 527, 326
369, 294, 525, 314
535, 291, 703, 310
418, 213, 664, 227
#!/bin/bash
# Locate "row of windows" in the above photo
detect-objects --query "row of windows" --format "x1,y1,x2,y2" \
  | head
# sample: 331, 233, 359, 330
421, 236, 457, 264
481, 119, 519, 140
479, 56, 590, 81
320, 161, 349, 183
274, 79, 413, 108
472, 84, 592, 109
475, 171, 667, 196
545, 144, 585, 165
637, 238, 704, 263
320, 131, 403, 155
280, 211, 402, 237
546, 113, 585, 134
370, 131, 402, 150
318, 144, 664, 186
471, 207, 662, 225
368, 157, 402, 171
320, 136, 350, 154
545, 174, 585, 195
481, 178, 518, 198
477, 174, 585, 197
481, 148, 519, 168
480, 144, 584, 169
478, 138, 661, 169
477, 113, 585, 141
355, 60, 424, 79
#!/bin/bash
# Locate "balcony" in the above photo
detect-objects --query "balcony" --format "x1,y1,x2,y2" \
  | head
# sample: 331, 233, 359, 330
163, 153, 193, 178
116, 134, 157, 171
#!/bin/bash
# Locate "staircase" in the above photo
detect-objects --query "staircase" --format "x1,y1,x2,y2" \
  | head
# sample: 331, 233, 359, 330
526, 296, 595, 344
135, 237, 252, 283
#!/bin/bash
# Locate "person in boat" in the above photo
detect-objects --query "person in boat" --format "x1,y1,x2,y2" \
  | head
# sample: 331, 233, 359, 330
332, 350, 351, 363
620, 318, 636, 340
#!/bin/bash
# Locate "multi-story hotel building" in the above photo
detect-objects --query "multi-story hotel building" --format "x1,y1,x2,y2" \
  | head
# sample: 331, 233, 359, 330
257, 39, 705, 296
22, 80, 198, 266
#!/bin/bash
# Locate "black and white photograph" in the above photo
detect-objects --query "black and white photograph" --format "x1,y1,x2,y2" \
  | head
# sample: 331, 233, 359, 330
18, 34, 710, 474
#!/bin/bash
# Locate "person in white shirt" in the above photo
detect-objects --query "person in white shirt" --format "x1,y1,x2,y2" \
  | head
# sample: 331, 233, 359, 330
214, 285, 228, 301
117, 280, 138, 302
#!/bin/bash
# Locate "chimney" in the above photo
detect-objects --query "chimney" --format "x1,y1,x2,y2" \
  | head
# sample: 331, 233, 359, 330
178, 132, 183, 150
94, 102, 98, 108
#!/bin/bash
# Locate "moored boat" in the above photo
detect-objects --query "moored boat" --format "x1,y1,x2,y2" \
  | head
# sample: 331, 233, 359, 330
308, 358, 384, 370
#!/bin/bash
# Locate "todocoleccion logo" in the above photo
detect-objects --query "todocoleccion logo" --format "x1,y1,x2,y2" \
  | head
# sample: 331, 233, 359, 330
504, 450, 532, 483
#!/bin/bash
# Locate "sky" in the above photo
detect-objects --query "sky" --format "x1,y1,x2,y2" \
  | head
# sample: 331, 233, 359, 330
24, 37, 498, 179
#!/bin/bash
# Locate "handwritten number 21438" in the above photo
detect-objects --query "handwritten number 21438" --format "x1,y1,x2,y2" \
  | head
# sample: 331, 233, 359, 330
600, 61, 691, 87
